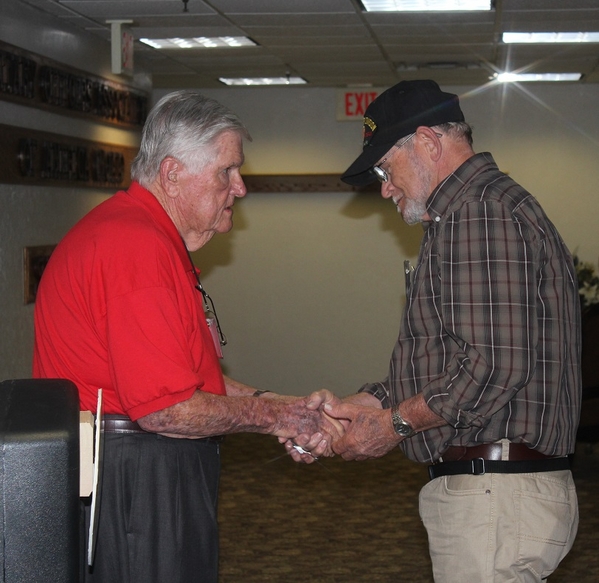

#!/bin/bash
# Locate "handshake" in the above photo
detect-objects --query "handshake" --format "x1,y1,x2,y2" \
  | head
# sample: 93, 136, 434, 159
272, 389, 403, 463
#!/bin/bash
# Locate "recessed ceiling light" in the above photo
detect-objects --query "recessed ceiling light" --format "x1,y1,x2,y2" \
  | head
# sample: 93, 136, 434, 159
495, 72, 582, 83
362, 0, 491, 11
219, 76, 307, 86
139, 37, 257, 49
503, 32, 599, 44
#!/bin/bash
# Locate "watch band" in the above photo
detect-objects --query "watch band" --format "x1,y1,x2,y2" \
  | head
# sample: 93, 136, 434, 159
391, 404, 416, 437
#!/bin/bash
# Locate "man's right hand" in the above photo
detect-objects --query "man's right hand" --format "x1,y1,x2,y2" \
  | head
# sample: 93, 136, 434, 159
323, 400, 402, 461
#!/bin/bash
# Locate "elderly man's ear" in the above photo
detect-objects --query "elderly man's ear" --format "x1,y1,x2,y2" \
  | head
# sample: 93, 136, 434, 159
160, 157, 182, 197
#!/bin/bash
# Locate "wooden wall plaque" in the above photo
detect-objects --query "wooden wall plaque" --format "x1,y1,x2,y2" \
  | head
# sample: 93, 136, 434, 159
0, 40, 148, 128
0, 124, 137, 189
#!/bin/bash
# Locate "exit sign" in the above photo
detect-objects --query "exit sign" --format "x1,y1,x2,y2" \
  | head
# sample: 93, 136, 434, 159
336, 89, 383, 121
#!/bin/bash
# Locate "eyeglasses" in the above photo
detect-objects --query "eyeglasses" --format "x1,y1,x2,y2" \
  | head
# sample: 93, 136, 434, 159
372, 131, 442, 183
372, 133, 416, 183
194, 279, 227, 347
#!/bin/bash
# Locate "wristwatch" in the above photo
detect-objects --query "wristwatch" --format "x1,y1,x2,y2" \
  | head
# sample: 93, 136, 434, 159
391, 404, 416, 438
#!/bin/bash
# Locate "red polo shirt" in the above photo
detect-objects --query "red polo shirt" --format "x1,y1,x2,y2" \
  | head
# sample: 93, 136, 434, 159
33, 182, 226, 420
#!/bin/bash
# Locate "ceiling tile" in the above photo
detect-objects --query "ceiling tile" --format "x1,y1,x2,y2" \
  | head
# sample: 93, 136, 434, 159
15, 0, 599, 86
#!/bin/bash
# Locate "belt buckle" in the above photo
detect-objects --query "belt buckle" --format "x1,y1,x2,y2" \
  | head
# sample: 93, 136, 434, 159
471, 458, 486, 475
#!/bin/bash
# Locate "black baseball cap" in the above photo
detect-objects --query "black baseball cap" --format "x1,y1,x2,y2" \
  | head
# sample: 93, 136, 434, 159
341, 80, 465, 186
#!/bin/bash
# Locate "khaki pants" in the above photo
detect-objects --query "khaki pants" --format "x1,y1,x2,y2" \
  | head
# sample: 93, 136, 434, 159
419, 470, 578, 582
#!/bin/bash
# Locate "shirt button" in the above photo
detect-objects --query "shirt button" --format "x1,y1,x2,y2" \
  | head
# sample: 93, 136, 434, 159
435, 216, 441, 222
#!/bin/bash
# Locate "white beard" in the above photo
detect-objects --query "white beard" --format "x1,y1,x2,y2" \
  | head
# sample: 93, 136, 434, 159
397, 149, 433, 225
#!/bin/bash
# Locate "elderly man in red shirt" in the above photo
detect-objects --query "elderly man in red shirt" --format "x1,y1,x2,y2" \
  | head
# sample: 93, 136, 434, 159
33, 90, 339, 583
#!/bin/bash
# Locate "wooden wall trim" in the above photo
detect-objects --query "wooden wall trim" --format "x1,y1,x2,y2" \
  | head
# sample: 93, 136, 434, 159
243, 174, 378, 193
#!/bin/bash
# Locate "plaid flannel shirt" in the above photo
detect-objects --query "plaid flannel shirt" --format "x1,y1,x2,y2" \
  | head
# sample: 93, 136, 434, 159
360, 153, 581, 463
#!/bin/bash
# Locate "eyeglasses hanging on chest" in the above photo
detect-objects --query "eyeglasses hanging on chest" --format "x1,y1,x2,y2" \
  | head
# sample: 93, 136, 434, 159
185, 245, 227, 358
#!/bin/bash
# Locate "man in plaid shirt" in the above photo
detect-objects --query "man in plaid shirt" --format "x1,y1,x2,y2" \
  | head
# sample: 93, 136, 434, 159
293, 80, 581, 583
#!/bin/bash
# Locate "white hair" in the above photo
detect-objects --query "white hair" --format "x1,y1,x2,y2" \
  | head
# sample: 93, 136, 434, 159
131, 90, 251, 187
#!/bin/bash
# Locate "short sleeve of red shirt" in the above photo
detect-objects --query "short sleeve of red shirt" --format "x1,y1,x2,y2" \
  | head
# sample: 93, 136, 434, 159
33, 182, 226, 419
105, 256, 225, 420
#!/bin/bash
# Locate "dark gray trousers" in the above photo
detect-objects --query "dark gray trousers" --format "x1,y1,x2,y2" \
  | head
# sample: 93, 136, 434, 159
82, 432, 221, 583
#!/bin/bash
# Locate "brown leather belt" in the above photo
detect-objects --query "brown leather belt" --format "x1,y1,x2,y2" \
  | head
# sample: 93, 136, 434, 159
428, 443, 570, 480
441, 443, 552, 462
101, 414, 223, 443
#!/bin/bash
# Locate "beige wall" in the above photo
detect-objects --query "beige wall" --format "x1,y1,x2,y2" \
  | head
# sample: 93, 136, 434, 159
1, 0, 598, 395
162, 84, 599, 262
159, 84, 599, 394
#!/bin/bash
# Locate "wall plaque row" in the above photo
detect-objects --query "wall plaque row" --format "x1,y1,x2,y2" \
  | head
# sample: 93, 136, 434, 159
0, 40, 148, 128
0, 124, 137, 189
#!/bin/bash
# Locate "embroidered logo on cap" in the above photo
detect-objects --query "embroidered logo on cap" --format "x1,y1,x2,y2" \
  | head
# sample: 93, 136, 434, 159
362, 116, 377, 147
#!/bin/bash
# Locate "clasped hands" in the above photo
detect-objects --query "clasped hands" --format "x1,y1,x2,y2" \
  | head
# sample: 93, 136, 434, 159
279, 389, 402, 463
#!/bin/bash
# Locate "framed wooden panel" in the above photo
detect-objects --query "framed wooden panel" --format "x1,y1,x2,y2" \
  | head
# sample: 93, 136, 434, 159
0, 124, 137, 189
23, 245, 56, 304
0, 40, 148, 128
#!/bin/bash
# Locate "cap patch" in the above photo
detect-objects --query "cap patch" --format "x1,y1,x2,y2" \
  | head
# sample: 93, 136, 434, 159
362, 116, 377, 147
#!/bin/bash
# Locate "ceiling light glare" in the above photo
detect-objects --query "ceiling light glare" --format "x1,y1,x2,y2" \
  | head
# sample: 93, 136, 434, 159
219, 76, 307, 86
140, 37, 256, 49
362, 0, 491, 11
195, 37, 219, 48
140, 38, 164, 49
495, 72, 582, 83
503, 32, 599, 44
221, 36, 252, 47
172, 38, 193, 48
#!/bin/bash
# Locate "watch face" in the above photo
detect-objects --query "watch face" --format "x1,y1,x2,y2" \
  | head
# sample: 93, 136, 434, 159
391, 407, 414, 437
397, 423, 413, 436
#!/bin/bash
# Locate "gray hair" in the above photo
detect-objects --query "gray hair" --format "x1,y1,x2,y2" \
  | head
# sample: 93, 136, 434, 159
131, 90, 251, 187
434, 121, 474, 147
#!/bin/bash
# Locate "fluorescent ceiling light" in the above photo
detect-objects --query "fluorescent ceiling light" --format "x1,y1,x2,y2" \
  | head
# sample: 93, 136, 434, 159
219, 76, 307, 86
503, 32, 599, 44
362, 0, 491, 11
495, 72, 582, 83
139, 37, 256, 49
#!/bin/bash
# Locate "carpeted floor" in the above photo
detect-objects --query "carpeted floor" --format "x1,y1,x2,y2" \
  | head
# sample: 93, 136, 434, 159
217, 433, 599, 582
